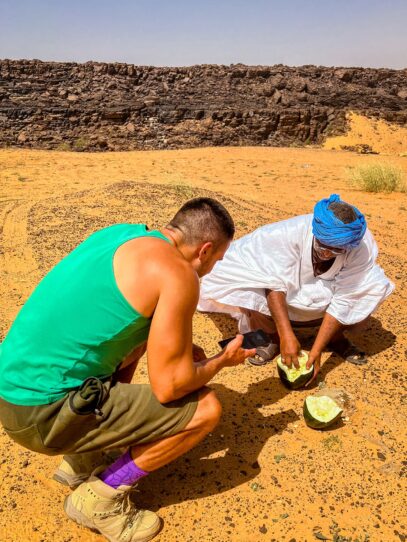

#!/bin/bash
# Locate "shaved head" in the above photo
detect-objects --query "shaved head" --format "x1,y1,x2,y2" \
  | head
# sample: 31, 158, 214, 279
167, 197, 235, 247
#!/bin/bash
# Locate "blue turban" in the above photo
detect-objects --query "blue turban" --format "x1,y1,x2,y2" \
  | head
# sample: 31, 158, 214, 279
312, 194, 367, 249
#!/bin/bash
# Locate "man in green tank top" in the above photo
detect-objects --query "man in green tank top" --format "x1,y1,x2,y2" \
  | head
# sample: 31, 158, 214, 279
0, 197, 256, 542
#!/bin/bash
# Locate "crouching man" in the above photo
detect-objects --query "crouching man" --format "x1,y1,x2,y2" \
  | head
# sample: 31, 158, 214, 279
0, 198, 256, 542
199, 194, 394, 382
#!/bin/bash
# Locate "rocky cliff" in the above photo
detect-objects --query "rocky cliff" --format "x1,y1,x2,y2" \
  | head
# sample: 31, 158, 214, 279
0, 60, 406, 151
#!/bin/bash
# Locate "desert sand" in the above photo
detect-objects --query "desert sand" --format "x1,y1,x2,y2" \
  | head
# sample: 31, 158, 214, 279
0, 137, 406, 541
324, 112, 407, 156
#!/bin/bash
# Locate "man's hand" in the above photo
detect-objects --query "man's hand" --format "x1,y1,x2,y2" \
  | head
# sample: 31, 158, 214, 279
305, 351, 322, 386
280, 333, 301, 369
220, 334, 256, 367
303, 312, 343, 386
192, 344, 207, 363
266, 290, 300, 368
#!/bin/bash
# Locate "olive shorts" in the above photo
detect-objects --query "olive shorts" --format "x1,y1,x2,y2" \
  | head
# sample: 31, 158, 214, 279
0, 381, 199, 456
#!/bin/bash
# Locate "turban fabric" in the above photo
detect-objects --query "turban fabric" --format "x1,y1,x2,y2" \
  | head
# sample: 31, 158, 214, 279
312, 194, 366, 249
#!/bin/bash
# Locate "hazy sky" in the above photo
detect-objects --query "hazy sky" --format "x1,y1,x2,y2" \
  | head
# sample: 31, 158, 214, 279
1, 0, 406, 68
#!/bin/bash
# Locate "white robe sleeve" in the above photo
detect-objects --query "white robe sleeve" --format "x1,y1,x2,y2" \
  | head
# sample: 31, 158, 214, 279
327, 229, 395, 325
199, 216, 309, 314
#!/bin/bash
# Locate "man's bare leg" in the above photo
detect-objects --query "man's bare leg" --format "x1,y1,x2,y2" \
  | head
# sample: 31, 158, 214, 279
240, 308, 278, 336
328, 317, 370, 364
64, 388, 219, 541
329, 316, 371, 341
130, 387, 221, 472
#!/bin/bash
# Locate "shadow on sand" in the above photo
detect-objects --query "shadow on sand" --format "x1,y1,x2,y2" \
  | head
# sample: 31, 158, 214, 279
139, 376, 297, 510
207, 312, 396, 364
138, 315, 396, 510
346, 316, 396, 356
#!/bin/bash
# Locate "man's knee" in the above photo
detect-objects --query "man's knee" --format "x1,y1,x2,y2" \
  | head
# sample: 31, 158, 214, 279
346, 315, 372, 332
188, 388, 222, 433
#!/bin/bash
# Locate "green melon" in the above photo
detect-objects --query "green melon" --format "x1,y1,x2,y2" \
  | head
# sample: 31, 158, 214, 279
303, 395, 343, 430
276, 350, 313, 389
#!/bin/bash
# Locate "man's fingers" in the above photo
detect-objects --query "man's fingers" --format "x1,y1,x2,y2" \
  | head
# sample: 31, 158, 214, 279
305, 366, 319, 387
306, 355, 316, 370
230, 346, 256, 366
245, 347, 257, 358
305, 373, 314, 387
224, 336, 256, 364
305, 371, 315, 387
285, 353, 299, 368
282, 353, 300, 368
282, 355, 292, 368
223, 334, 243, 352
231, 334, 244, 348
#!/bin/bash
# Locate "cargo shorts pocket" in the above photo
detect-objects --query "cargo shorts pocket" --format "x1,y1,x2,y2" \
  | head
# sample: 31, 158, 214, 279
40, 396, 100, 452
3, 423, 57, 455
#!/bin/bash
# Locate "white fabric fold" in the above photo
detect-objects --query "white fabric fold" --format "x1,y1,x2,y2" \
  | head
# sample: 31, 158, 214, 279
199, 214, 394, 326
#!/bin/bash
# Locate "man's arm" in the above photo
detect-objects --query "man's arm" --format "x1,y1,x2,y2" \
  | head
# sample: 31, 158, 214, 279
306, 312, 343, 384
147, 264, 255, 403
192, 344, 207, 363
266, 290, 300, 368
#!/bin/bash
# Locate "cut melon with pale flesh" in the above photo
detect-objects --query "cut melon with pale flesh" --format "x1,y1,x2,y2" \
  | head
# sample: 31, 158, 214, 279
303, 395, 343, 429
276, 350, 313, 389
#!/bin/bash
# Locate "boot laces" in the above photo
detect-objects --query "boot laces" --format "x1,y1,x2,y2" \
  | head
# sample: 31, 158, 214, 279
107, 488, 142, 532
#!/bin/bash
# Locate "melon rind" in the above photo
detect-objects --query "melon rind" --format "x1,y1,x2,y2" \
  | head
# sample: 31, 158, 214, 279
276, 350, 313, 389
303, 395, 343, 430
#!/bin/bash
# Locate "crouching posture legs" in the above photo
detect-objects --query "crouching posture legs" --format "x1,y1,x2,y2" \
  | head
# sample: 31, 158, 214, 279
64, 387, 221, 542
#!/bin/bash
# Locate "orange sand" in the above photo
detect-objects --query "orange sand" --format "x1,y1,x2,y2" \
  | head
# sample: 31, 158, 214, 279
0, 145, 406, 542
324, 112, 407, 156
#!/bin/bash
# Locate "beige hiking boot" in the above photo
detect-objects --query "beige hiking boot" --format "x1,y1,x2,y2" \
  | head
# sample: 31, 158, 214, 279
53, 450, 121, 488
64, 471, 161, 542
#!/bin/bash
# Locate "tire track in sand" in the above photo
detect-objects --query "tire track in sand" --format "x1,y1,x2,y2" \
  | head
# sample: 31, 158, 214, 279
0, 200, 40, 327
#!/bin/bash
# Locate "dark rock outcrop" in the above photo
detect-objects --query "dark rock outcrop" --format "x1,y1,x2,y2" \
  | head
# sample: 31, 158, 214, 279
0, 60, 406, 151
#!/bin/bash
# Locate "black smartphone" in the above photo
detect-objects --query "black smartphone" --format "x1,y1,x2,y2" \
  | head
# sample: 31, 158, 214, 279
218, 329, 270, 350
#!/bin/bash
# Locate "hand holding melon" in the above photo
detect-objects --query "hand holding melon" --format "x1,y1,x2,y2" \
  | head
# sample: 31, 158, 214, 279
276, 350, 314, 389
279, 333, 302, 368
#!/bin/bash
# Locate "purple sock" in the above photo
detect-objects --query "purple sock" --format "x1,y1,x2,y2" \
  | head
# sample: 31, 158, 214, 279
99, 449, 149, 489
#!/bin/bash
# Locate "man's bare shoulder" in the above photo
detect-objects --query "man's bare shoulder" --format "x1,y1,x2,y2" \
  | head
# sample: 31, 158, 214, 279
122, 235, 198, 282
124, 236, 194, 274
114, 235, 198, 316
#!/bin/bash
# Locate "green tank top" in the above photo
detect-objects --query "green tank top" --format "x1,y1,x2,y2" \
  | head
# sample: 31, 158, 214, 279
0, 224, 170, 406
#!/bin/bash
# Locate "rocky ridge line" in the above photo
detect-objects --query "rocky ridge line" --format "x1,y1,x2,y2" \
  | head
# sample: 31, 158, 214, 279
0, 60, 406, 151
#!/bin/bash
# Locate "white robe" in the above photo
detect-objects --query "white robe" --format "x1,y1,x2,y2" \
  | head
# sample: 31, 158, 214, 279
199, 214, 394, 327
